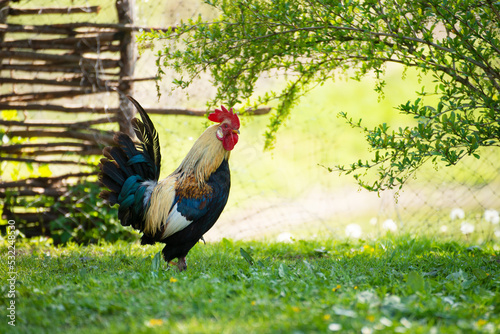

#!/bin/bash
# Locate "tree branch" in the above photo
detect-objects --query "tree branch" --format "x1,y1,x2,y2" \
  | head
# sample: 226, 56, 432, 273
5, 129, 114, 145
0, 89, 109, 103
0, 102, 271, 116
0, 116, 118, 128
8, 6, 101, 15
0, 157, 94, 165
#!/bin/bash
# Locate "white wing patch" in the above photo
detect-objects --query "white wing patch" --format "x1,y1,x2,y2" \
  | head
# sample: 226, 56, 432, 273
142, 180, 157, 207
161, 203, 192, 239
144, 177, 176, 236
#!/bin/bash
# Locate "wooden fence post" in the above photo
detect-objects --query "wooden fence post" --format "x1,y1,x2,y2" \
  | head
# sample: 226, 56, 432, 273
0, 0, 10, 43
116, 0, 136, 138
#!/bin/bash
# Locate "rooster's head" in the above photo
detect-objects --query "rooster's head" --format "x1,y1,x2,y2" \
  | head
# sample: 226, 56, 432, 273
208, 106, 240, 151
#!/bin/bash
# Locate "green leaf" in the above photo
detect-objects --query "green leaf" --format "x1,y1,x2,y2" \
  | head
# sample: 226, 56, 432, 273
1, 109, 19, 121
240, 247, 254, 266
407, 271, 425, 293
278, 263, 290, 278
38, 164, 52, 178
472, 268, 488, 281
151, 251, 162, 272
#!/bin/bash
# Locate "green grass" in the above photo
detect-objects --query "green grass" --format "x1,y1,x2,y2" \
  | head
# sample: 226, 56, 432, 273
1, 236, 499, 333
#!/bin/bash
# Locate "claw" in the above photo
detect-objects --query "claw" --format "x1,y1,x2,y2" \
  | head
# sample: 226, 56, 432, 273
200, 236, 206, 244
177, 257, 187, 271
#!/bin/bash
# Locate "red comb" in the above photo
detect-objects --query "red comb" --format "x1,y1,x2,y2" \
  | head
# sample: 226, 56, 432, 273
208, 105, 240, 129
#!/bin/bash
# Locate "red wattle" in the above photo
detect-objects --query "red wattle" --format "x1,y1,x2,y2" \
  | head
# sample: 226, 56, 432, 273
223, 133, 239, 151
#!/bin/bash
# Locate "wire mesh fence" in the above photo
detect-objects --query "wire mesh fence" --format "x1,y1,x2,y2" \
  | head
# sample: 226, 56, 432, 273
129, 0, 500, 244
204, 141, 500, 244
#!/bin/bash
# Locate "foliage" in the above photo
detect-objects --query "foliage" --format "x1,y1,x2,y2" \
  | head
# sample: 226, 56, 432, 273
3, 181, 138, 244
1, 235, 499, 333
140, 0, 500, 191
1, 109, 137, 243
51, 181, 139, 244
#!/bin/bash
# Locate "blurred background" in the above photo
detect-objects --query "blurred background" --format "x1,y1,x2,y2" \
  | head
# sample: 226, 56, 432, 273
1, 0, 499, 244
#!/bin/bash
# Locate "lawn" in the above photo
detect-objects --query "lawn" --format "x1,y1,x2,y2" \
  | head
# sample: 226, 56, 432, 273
1, 235, 499, 333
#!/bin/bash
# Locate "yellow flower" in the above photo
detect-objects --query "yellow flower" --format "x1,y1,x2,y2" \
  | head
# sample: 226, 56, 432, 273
477, 319, 487, 326
323, 314, 331, 321
363, 245, 370, 249
146, 319, 163, 327
170, 277, 178, 283
354, 286, 358, 289
292, 306, 300, 312
370, 248, 375, 252
366, 315, 375, 322
251, 301, 256, 306
332, 284, 341, 292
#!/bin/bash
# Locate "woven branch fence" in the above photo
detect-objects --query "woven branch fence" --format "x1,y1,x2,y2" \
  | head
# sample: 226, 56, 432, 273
0, 0, 269, 241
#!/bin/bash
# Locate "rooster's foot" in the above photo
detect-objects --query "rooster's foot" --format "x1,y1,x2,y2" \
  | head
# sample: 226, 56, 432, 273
177, 257, 187, 271
168, 258, 187, 271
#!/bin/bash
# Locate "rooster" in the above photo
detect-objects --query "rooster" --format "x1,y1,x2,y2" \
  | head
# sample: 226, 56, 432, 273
98, 96, 240, 271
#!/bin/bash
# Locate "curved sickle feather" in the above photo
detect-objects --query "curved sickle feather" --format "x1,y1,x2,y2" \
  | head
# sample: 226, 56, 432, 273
127, 95, 162, 180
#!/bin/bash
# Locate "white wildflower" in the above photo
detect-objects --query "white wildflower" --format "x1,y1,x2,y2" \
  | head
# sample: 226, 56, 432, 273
460, 222, 474, 235
345, 224, 362, 238
400, 317, 412, 329
440, 225, 448, 233
361, 327, 373, 334
484, 209, 500, 225
369, 217, 378, 225
328, 323, 342, 331
450, 208, 465, 220
276, 232, 294, 243
494, 230, 500, 238
382, 219, 398, 232
380, 317, 393, 327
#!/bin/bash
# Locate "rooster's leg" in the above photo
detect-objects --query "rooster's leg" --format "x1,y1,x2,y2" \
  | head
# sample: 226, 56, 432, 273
177, 257, 187, 271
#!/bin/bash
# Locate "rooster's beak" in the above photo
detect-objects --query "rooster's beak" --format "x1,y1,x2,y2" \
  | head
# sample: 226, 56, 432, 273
232, 129, 240, 134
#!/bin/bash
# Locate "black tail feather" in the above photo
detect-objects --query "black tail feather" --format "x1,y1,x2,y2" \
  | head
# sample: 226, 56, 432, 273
107, 145, 134, 178
98, 190, 118, 205
128, 95, 161, 180
100, 173, 122, 194
114, 133, 145, 176
98, 96, 161, 231
131, 118, 146, 142
99, 158, 125, 184
115, 132, 138, 158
